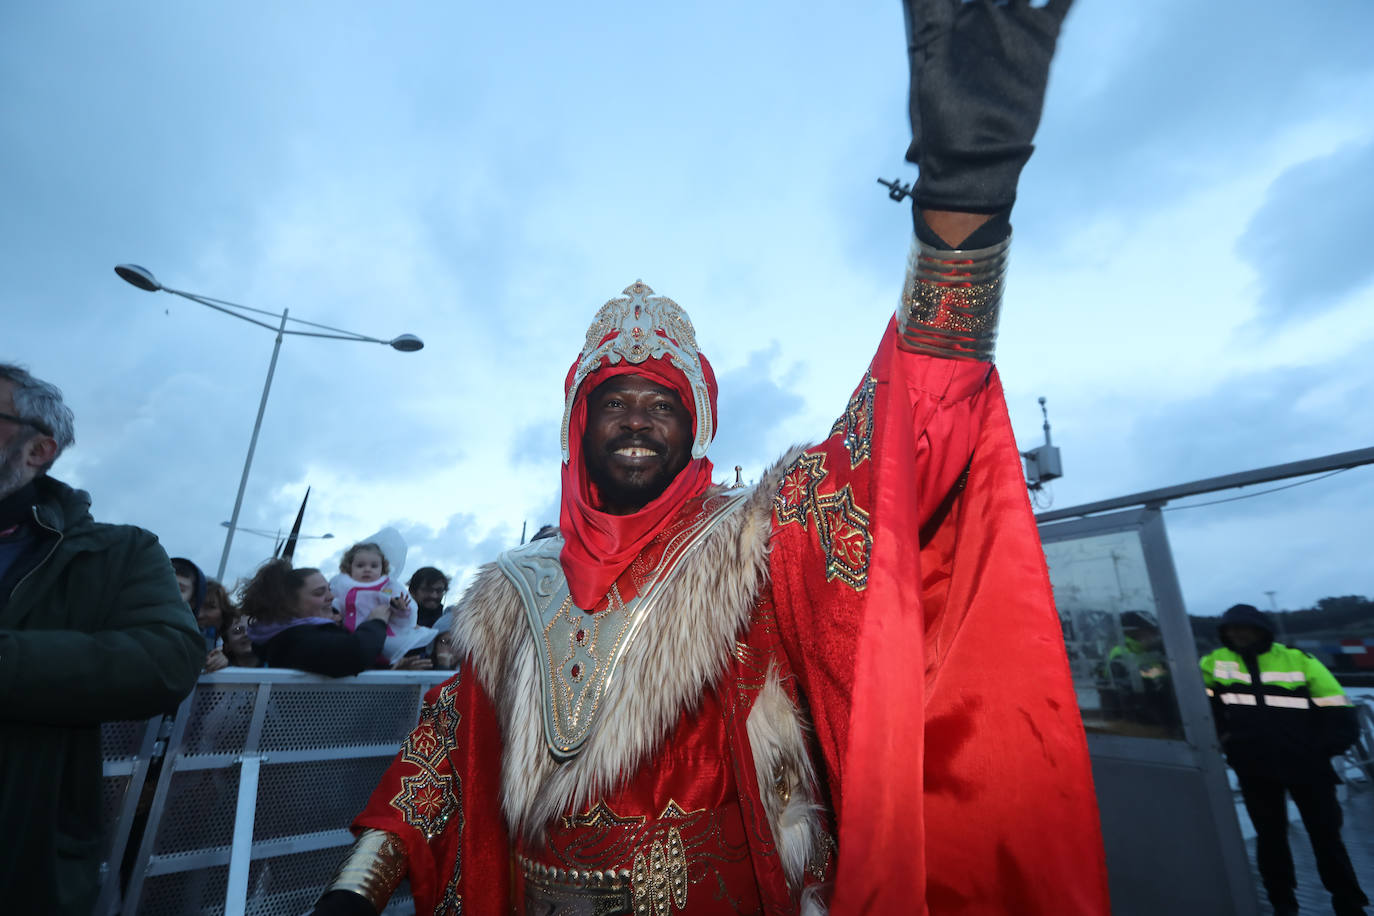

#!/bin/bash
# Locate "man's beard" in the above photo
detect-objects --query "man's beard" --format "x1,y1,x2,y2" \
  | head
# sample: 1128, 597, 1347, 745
584, 433, 684, 513
0, 439, 30, 502
586, 461, 677, 511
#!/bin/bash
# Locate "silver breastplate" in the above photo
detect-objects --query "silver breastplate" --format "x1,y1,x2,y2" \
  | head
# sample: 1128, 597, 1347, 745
496, 492, 749, 760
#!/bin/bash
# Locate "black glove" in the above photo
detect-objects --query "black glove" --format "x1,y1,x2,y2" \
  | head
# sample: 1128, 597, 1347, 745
904, 0, 1073, 213
1321, 704, 1360, 758
309, 890, 378, 916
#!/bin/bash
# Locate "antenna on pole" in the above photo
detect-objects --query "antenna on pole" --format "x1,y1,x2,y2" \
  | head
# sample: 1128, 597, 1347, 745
1022, 397, 1064, 491
876, 177, 915, 203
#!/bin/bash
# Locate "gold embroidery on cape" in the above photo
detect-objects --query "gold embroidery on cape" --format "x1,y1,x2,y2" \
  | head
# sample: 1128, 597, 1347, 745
435, 873, 462, 916
657, 799, 705, 820
562, 799, 649, 831
828, 371, 876, 469
772, 450, 872, 591
808, 831, 837, 882
632, 825, 689, 916
734, 600, 774, 692
389, 678, 463, 842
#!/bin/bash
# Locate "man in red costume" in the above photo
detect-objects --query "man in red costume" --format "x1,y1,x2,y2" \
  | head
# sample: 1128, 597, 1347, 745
313, 1, 1108, 913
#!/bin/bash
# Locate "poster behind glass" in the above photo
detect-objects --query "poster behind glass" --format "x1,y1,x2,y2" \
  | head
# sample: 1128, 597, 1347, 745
1043, 529, 1185, 740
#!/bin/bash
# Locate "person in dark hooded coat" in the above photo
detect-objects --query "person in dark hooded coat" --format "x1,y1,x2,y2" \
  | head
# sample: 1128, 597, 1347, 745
1200, 603, 1367, 916
0, 364, 202, 915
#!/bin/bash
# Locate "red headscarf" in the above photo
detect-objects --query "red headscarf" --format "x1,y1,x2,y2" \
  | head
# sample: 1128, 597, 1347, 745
558, 351, 718, 610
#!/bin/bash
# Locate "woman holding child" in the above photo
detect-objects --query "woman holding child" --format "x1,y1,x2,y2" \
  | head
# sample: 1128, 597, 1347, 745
240, 559, 395, 677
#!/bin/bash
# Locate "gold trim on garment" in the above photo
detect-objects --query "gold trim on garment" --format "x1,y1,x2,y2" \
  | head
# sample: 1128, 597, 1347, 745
497, 491, 750, 760
325, 829, 407, 911
897, 234, 1010, 362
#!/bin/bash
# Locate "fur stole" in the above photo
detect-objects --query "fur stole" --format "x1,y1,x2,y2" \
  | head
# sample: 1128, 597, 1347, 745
450, 447, 827, 897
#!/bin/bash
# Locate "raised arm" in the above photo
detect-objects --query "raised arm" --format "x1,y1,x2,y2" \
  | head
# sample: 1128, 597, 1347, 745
904, 0, 1070, 242
772, 4, 1105, 913
898, 0, 1072, 365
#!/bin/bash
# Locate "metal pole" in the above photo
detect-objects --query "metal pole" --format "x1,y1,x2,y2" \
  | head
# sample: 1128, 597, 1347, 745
1036, 445, 1374, 523
225, 754, 262, 916
216, 309, 289, 582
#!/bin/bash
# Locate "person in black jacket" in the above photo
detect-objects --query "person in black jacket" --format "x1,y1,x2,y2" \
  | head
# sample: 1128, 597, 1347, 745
241, 559, 391, 677
1201, 604, 1367, 916
0, 364, 203, 915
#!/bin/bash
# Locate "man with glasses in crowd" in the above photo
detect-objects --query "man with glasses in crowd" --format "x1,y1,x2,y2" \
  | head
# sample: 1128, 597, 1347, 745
0, 363, 203, 916
407, 566, 451, 629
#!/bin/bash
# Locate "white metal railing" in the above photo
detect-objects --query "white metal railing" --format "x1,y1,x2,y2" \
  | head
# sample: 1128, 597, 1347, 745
1337, 694, 1374, 789
98, 668, 451, 916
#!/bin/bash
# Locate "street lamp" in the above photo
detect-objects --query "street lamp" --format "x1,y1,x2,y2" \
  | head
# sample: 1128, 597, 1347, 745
219, 522, 335, 541
115, 263, 423, 581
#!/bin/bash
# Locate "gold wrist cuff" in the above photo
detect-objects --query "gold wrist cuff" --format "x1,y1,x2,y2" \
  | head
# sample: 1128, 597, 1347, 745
896, 234, 1010, 362
326, 829, 408, 910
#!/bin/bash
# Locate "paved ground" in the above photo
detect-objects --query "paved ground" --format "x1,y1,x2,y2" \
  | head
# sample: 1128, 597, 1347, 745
1247, 782, 1374, 914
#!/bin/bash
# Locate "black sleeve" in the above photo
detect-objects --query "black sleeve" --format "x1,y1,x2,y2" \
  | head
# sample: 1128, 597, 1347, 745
262, 620, 388, 678
309, 890, 377, 916
1322, 705, 1360, 757
1208, 695, 1231, 746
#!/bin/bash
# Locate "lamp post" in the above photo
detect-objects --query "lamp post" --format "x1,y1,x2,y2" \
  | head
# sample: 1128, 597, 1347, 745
115, 263, 423, 581
219, 522, 335, 541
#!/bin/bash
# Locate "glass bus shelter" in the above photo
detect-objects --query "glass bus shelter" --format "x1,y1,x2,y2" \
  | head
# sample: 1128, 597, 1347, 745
1040, 507, 1259, 916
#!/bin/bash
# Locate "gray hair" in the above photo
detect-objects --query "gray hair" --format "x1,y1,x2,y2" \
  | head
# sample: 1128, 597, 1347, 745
0, 363, 76, 468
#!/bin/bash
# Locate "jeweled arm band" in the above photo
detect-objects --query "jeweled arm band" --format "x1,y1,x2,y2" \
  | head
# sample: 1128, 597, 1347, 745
896, 233, 1010, 362
325, 829, 408, 911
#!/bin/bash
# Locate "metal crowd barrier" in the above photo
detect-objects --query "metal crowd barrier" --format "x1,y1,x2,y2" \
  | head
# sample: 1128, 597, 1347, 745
1340, 694, 1374, 787
98, 668, 452, 916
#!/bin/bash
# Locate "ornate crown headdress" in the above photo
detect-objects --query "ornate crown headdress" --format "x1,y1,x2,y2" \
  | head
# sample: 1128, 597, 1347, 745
560, 281, 714, 463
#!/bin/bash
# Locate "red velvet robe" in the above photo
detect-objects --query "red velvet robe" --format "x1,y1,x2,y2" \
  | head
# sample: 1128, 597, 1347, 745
354, 320, 1109, 915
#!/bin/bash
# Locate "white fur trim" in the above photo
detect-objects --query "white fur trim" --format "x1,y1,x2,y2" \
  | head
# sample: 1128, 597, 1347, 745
800, 884, 830, 916
747, 665, 824, 894
450, 447, 817, 848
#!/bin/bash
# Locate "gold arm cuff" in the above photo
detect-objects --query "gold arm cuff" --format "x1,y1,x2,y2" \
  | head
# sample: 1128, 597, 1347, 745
326, 829, 408, 911
896, 234, 1010, 362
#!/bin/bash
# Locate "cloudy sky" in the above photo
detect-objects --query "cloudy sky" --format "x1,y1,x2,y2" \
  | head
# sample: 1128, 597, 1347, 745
4, 0, 1372, 620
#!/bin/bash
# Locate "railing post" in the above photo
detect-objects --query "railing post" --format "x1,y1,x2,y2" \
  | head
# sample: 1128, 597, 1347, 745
224, 754, 264, 916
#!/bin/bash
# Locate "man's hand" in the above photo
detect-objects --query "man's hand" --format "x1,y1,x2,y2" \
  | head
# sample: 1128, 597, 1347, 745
905, 0, 1073, 214
393, 654, 433, 671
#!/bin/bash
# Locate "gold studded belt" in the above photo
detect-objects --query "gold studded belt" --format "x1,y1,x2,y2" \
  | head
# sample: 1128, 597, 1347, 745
518, 856, 634, 916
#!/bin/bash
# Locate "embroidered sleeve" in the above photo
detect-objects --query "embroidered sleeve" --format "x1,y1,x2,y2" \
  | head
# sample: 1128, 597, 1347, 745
352, 667, 510, 915
767, 320, 991, 816
767, 319, 1108, 912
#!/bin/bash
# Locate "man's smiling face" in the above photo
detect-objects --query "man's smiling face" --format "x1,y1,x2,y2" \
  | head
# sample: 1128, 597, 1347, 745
581, 374, 693, 516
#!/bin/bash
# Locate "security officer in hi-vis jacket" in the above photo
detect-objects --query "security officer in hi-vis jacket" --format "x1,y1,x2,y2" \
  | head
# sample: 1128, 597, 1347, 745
1200, 603, 1367, 916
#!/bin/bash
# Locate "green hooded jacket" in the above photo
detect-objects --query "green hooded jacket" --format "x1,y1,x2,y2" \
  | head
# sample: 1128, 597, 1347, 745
0, 476, 203, 915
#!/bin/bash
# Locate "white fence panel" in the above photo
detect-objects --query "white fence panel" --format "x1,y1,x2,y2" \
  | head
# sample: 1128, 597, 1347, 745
103, 668, 449, 916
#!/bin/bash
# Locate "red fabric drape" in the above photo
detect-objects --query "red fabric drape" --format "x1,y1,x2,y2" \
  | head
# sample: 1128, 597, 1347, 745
357, 319, 1109, 915
770, 322, 1108, 914
353, 670, 510, 915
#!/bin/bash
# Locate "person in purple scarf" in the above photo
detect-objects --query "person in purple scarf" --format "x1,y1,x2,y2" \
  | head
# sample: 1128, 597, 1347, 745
241, 559, 393, 677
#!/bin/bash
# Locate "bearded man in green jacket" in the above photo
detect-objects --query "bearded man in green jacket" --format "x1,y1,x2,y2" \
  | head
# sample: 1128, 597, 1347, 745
0, 363, 204, 915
